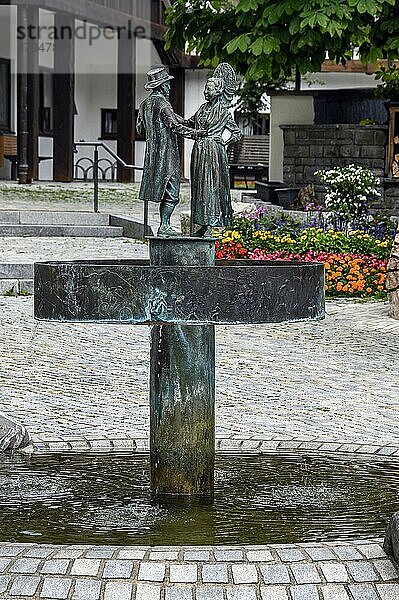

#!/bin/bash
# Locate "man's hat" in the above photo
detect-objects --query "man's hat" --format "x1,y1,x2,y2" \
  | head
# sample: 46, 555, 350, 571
144, 67, 174, 90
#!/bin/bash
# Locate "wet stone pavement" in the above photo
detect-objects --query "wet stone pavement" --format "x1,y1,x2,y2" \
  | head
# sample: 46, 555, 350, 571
0, 540, 398, 600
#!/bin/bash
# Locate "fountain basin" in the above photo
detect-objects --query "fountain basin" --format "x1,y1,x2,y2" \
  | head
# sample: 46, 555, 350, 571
0, 451, 396, 546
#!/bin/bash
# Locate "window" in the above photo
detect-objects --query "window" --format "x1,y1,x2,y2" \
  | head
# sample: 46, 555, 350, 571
100, 109, 145, 141
101, 108, 117, 139
0, 58, 11, 132
40, 69, 53, 135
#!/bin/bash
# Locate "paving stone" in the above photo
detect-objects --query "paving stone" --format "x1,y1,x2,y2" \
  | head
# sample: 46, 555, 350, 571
40, 577, 72, 599
9, 575, 40, 596
320, 584, 350, 600
358, 544, 387, 559
0, 558, 11, 572
169, 563, 198, 583
0, 546, 25, 557
202, 564, 229, 583
53, 549, 85, 559
260, 564, 290, 584
41, 559, 70, 575
71, 579, 101, 600
275, 548, 305, 562
25, 548, 54, 558
104, 581, 133, 600
149, 551, 179, 561
85, 547, 115, 559
347, 560, 379, 582
319, 562, 349, 582
103, 559, 134, 579
260, 586, 289, 600
305, 548, 335, 561
226, 587, 258, 600
348, 583, 380, 600
10, 558, 41, 573
70, 559, 101, 577
291, 563, 321, 584
135, 583, 161, 600
0, 575, 10, 594
246, 550, 273, 562
375, 583, 399, 599
184, 551, 210, 561
231, 564, 258, 584
290, 584, 320, 600
196, 588, 225, 600
138, 561, 165, 582
333, 546, 364, 561
117, 549, 146, 559
164, 588, 193, 600
372, 558, 398, 580
214, 550, 243, 562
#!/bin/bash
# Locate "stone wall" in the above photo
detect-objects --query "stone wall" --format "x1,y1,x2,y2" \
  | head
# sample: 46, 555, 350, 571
281, 124, 387, 187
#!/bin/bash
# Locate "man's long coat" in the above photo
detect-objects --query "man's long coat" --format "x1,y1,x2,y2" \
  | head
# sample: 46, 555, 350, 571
137, 91, 198, 204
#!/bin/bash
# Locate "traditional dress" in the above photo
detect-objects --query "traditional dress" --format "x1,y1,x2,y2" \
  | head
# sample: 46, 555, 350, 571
188, 102, 241, 227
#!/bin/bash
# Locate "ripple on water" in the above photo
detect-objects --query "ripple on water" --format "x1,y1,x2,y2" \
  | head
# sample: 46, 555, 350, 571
0, 452, 397, 545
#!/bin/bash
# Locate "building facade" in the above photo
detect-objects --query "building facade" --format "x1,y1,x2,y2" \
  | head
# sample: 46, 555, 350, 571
0, 0, 208, 183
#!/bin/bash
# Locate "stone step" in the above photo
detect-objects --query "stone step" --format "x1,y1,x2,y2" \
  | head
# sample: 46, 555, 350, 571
0, 264, 32, 295
0, 225, 123, 237
0, 264, 33, 279
0, 211, 110, 226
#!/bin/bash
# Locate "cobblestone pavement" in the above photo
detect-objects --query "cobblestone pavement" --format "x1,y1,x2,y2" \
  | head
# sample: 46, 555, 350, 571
0, 296, 398, 445
0, 237, 146, 264
0, 539, 397, 599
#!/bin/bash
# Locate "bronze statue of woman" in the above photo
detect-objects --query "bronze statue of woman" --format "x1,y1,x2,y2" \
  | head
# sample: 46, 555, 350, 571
187, 63, 242, 237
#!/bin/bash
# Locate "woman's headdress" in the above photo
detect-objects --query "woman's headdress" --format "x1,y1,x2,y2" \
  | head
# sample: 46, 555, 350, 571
212, 63, 238, 106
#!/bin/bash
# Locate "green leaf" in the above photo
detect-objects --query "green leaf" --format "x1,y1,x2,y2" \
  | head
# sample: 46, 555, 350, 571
238, 34, 251, 51
237, 0, 259, 13
250, 37, 264, 56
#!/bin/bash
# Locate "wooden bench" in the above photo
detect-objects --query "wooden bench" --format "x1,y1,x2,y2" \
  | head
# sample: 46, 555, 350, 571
0, 134, 53, 180
228, 134, 270, 189
0, 134, 18, 179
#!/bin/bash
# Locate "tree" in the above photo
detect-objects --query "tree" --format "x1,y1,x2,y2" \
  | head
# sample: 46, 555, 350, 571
165, 0, 396, 87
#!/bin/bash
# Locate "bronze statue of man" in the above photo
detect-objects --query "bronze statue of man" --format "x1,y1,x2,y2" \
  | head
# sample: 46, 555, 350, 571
137, 67, 207, 237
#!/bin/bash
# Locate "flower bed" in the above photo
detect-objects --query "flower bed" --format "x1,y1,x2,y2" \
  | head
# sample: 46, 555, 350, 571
216, 220, 394, 300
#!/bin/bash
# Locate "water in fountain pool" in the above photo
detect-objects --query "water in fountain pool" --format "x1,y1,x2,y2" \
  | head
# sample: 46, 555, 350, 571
0, 452, 397, 545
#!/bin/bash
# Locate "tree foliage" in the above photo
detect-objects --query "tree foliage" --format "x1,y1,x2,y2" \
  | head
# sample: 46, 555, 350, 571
165, 0, 397, 87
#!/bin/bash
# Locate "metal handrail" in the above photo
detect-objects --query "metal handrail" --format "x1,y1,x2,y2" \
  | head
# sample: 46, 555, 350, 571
73, 142, 144, 218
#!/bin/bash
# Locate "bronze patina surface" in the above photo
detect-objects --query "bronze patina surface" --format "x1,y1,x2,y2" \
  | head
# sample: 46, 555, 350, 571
34, 238, 325, 495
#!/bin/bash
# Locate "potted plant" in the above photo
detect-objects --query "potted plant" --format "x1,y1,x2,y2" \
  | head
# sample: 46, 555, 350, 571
254, 180, 285, 203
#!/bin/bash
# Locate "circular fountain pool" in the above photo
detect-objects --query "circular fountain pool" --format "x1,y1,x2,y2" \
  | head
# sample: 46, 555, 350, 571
0, 452, 397, 545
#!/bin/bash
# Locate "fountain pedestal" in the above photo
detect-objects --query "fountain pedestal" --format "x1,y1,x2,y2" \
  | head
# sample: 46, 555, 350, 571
34, 237, 325, 496
149, 238, 215, 495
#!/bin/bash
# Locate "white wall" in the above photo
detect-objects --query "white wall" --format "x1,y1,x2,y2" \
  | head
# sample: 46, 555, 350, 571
269, 95, 314, 182
303, 71, 378, 90
183, 68, 211, 179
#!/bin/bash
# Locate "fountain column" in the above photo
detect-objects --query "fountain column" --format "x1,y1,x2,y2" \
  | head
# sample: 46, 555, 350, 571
149, 237, 215, 495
